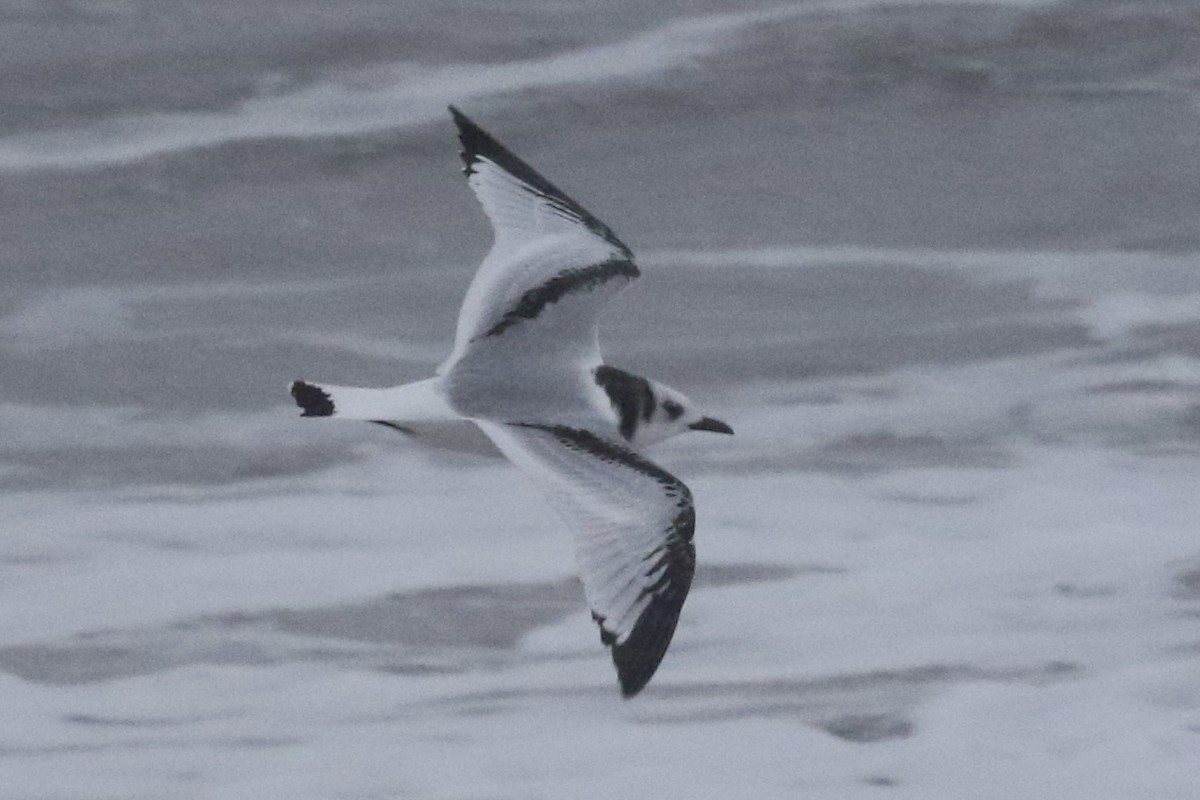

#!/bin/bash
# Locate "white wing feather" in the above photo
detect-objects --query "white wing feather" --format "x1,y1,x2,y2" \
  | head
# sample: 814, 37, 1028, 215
475, 420, 695, 697
439, 108, 638, 375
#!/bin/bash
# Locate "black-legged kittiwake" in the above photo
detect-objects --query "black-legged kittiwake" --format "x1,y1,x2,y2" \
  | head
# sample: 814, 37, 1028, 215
291, 107, 733, 697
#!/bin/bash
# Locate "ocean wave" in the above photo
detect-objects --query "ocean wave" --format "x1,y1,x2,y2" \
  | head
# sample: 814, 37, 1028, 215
0, 0, 1056, 173
0, 276, 446, 352
1078, 291, 1200, 341
643, 245, 1200, 302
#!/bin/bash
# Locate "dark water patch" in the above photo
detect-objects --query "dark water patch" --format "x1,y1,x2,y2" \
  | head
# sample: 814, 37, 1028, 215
1117, 232, 1200, 253
0, 334, 438, 413
418, 661, 1082, 736
704, 443, 1016, 480
269, 562, 803, 648
0, 562, 799, 686
0, 644, 174, 686
0, 551, 69, 566
0, 734, 301, 761
0, 442, 366, 490
219, 735, 303, 750
821, 713, 913, 743
634, 661, 1082, 726
272, 580, 583, 649
64, 712, 234, 730
0, 634, 303, 687
880, 493, 980, 507
1053, 582, 1120, 599
1174, 564, 1200, 601
699, 562, 824, 586
811, 431, 1015, 475
0, 742, 111, 758
1130, 321, 1200, 359
0, 135, 478, 291
1131, 443, 1200, 460
374, 662, 463, 678
1086, 379, 1192, 395
610, 262, 1095, 386
640, 262, 1075, 344
1092, 323, 1200, 371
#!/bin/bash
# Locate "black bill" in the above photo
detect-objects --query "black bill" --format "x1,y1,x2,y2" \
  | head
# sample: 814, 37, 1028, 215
689, 416, 734, 435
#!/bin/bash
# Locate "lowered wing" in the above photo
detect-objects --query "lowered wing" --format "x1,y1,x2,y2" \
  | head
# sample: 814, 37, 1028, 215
439, 108, 638, 374
475, 420, 696, 697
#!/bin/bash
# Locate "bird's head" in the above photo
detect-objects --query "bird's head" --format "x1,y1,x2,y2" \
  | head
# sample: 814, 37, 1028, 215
594, 366, 733, 448
632, 380, 734, 448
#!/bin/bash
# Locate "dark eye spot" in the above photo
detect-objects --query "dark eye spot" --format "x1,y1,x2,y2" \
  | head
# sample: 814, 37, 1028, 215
663, 400, 684, 420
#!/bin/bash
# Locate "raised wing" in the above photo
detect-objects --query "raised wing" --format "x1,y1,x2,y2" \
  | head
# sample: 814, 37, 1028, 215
475, 420, 696, 697
440, 107, 638, 373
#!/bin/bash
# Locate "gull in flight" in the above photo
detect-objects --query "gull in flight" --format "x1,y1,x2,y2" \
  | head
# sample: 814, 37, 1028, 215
290, 106, 733, 697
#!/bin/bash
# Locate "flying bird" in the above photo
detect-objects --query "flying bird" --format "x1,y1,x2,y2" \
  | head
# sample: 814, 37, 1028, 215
290, 106, 733, 697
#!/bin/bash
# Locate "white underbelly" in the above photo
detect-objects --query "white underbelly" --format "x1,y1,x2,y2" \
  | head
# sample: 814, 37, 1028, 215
377, 418, 502, 458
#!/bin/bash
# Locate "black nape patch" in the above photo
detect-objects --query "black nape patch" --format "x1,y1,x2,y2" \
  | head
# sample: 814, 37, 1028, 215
291, 381, 334, 417
594, 366, 655, 441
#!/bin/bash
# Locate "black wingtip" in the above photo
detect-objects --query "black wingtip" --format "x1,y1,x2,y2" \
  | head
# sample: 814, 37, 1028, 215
611, 619, 678, 699
598, 561, 695, 699
592, 614, 654, 698
447, 105, 550, 191
448, 105, 489, 176
444, 106, 634, 258
290, 380, 334, 417
618, 668, 653, 699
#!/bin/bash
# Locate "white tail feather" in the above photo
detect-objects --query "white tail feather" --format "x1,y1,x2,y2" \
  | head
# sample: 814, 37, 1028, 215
289, 377, 458, 422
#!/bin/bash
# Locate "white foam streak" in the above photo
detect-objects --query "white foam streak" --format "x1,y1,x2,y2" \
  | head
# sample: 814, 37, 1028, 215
0, 0, 1054, 173
645, 245, 1200, 305
644, 244, 1199, 276
0, 11, 740, 172
0, 277, 446, 353
1080, 291, 1200, 340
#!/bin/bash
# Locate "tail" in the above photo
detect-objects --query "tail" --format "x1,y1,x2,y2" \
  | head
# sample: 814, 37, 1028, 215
289, 378, 502, 454
290, 380, 416, 435
288, 377, 459, 422
290, 380, 335, 417
290, 380, 395, 419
